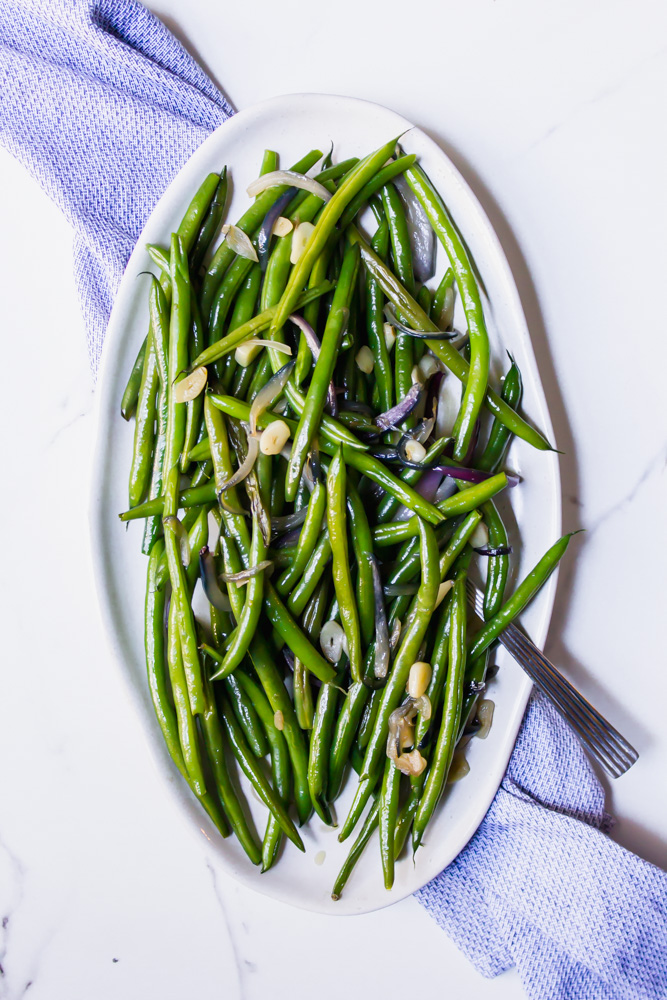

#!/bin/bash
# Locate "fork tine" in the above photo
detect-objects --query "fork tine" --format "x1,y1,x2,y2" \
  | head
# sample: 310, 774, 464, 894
499, 630, 630, 777
506, 627, 638, 769
465, 579, 638, 778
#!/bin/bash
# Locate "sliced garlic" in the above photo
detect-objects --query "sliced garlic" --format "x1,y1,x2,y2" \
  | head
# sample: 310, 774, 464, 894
435, 579, 454, 609
173, 366, 207, 403
383, 322, 396, 351
290, 221, 315, 265
470, 521, 489, 550
407, 661, 432, 700
259, 420, 291, 456
274, 710, 284, 731
404, 439, 426, 463
355, 346, 375, 374
272, 216, 293, 237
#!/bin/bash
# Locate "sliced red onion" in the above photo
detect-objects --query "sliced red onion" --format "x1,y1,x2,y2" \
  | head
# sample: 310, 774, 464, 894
271, 507, 309, 533
249, 359, 295, 435
392, 467, 443, 522
374, 381, 424, 431
368, 445, 400, 462
218, 424, 260, 492
163, 515, 190, 567
384, 304, 458, 340
282, 647, 295, 671
368, 554, 390, 680
434, 477, 458, 504
384, 583, 418, 597
289, 313, 337, 415
247, 170, 332, 202
221, 559, 273, 584
257, 187, 297, 271
473, 545, 513, 557
393, 174, 436, 283
273, 525, 303, 549
199, 546, 232, 612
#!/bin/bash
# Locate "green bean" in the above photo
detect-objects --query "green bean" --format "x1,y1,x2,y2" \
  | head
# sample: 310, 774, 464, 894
275, 480, 326, 596
155, 505, 209, 590
308, 667, 345, 824
338, 154, 418, 229
481, 500, 510, 619
191, 282, 334, 371
145, 540, 187, 778
477, 354, 523, 472
218, 534, 312, 825
342, 447, 445, 526
121, 337, 147, 420
328, 681, 370, 801
225, 672, 269, 758
375, 435, 451, 523
431, 267, 454, 327
286, 242, 359, 499
294, 579, 328, 730
339, 518, 439, 841
177, 172, 221, 254
180, 295, 207, 473
372, 475, 506, 547
286, 533, 331, 617
348, 227, 553, 452
365, 217, 393, 412
219, 695, 304, 851
200, 149, 322, 317
326, 447, 362, 683
162, 237, 205, 717
128, 326, 159, 507
331, 798, 380, 901
166, 598, 206, 795
141, 277, 171, 554
199, 668, 262, 864
269, 136, 402, 339
235, 671, 292, 872
403, 163, 489, 462
346, 480, 375, 647
382, 182, 414, 409
190, 168, 228, 274
119, 480, 216, 522
210, 513, 266, 680
468, 533, 577, 661
379, 757, 402, 889
413, 565, 469, 850
265, 581, 337, 684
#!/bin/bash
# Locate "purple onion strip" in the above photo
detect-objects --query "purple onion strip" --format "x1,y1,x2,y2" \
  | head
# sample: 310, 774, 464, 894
374, 381, 423, 431
289, 313, 337, 416
257, 187, 297, 271
384, 304, 459, 340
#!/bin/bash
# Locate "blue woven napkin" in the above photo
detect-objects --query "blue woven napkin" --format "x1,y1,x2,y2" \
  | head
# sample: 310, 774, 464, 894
2, 3, 664, 997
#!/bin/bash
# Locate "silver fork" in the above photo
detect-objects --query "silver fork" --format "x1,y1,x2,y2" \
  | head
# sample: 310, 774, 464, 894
465, 580, 638, 778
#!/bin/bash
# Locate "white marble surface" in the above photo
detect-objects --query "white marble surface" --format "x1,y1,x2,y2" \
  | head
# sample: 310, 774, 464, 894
0, 1, 665, 997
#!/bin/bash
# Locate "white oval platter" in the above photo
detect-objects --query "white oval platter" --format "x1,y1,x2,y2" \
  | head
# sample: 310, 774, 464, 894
90, 93, 561, 915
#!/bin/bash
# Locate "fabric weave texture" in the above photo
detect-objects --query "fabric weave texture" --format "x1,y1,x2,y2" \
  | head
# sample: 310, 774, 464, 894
1, 3, 665, 998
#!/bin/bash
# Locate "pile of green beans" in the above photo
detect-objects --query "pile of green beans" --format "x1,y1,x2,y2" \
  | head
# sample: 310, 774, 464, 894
120, 140, 571, 897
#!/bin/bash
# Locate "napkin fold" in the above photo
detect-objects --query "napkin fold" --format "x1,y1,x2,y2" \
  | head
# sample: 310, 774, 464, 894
1, 3, 665, 998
